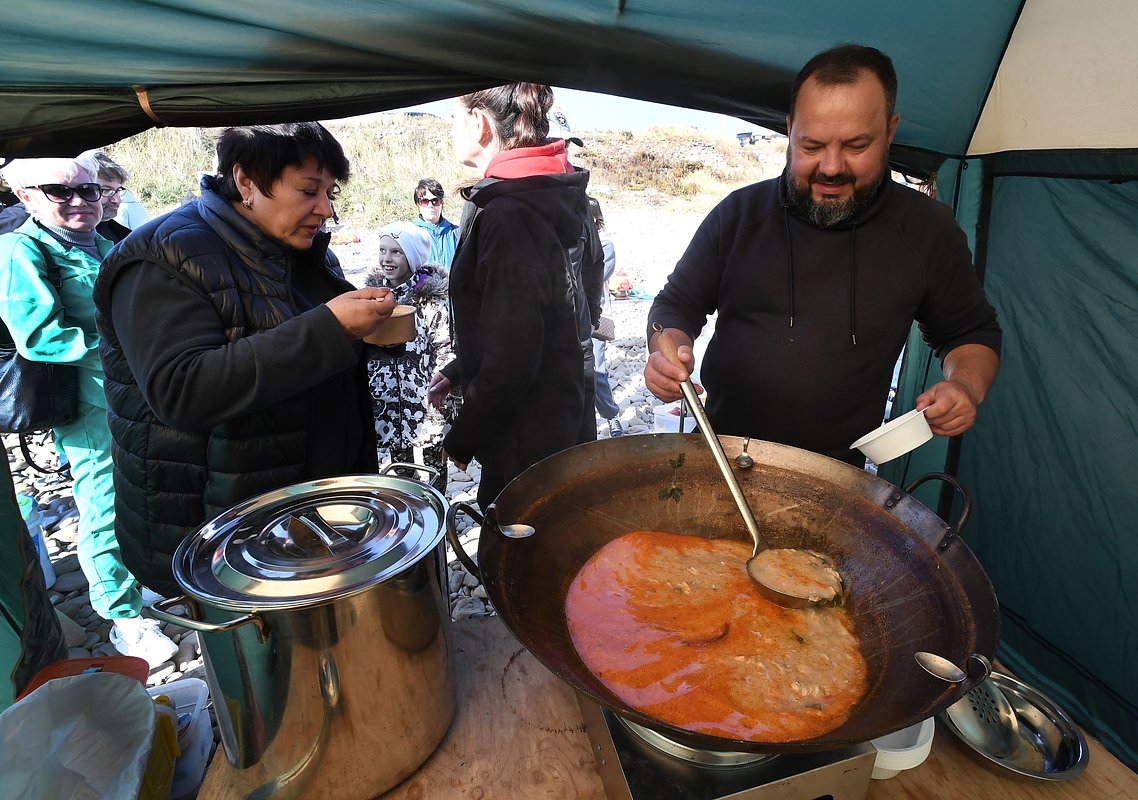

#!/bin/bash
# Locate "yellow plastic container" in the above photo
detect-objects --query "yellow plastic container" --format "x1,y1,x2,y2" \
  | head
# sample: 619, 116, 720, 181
137, 702, 181, 800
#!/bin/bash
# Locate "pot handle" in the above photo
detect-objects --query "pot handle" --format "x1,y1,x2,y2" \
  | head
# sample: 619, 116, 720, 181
445, 501, 483, 580
380, 461, 440, 484
905, 471, 971, 549
147, 595, 269, 643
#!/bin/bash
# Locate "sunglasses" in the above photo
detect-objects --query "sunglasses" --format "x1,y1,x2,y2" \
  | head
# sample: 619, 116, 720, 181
30, 183, 104, 203
417, 197, 443, 207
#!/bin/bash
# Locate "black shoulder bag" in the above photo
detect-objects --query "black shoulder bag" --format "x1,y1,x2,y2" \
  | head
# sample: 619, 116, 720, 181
0, 236, 80, 453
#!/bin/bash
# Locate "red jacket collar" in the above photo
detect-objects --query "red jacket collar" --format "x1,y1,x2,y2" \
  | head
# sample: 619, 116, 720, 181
485, 140, 573, 179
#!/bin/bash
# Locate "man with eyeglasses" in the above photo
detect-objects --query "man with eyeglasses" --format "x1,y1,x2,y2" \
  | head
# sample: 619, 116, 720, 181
0, 155, 178, 668
87, 151, 133, 243
411, 177, 458, 270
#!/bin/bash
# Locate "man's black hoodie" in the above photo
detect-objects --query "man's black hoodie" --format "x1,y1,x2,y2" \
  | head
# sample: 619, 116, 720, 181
649, 173, 1001, 465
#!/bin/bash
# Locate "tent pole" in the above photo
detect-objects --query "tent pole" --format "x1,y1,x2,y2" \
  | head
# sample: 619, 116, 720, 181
938, 160, 994, 521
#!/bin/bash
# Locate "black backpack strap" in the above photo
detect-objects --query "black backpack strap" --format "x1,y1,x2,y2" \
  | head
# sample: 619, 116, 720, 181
21, 234, 62, 291
19, 432, 66, 475
11, 235, 70, 473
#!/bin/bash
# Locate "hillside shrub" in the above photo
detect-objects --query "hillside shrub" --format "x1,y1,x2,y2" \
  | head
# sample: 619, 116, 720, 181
100, 114, 778, 223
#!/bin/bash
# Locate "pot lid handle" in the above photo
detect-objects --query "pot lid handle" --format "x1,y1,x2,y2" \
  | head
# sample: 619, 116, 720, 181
265, 506, 377, 556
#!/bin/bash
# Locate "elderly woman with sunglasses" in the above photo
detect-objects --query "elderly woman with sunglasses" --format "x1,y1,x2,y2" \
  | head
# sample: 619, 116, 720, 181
0, 155, 178, 666
93, 123, 396, 599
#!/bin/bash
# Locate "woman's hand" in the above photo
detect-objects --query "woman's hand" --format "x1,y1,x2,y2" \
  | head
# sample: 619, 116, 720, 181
427, 372, 452, 410
327, 287, 396, 338
442, 448, 468, 471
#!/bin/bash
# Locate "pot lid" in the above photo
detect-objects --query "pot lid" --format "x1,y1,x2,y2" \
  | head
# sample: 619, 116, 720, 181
173, 475, 446, 610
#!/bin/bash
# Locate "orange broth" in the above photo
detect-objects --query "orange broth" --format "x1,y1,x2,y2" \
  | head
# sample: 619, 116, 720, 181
565, 530, 867, 742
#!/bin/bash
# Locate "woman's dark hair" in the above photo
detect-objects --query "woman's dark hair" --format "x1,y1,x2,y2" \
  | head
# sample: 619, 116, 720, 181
414, 178, 445, 204
214, 122, 350, 201
588, 196, 605, 230
459, 83, 553, 150
789, 44, 898, 120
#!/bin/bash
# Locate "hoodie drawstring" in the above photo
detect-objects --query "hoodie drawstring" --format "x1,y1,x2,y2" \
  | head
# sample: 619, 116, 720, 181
782, 210, 796, 330
849, 225, 858, 346
781, 207, 859, 346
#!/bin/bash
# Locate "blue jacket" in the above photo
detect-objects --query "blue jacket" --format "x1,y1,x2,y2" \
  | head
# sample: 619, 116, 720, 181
413, 215, 459, 270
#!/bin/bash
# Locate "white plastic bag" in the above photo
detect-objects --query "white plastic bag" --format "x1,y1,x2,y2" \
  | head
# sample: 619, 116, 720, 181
0, 671, 155, 800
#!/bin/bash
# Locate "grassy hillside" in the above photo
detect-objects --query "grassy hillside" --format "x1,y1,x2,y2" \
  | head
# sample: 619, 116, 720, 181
103, 114, 785, 227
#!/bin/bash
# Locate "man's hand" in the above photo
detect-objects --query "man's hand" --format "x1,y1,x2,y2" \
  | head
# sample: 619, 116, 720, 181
326, 287, 396, 338
916, 381, 980, 437
427, 372, 452, 410
644, 327, 703, 402
917, 344, 1000, 437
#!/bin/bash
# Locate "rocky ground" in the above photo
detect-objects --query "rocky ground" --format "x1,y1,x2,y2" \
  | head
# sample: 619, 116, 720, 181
3, 205, 711, 686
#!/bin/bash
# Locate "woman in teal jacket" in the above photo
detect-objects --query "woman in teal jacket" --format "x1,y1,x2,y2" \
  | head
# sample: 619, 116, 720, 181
0, 156, 176, 668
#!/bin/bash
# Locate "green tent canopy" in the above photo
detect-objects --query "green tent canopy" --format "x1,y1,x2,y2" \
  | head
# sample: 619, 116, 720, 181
1, 0, 1136, 770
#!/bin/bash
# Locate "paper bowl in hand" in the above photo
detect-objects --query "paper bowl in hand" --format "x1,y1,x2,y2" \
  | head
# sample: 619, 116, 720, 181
363, 305, 415, 345
850, 407, 933, 464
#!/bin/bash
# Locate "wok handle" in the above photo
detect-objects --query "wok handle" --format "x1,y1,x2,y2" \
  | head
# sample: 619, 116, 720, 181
147, 595, 269, 643
905, 472, 971, 548
445, 501, 483, 580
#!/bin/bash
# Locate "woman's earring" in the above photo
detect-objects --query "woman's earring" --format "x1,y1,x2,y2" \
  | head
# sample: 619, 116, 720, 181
242, 198, 253, 210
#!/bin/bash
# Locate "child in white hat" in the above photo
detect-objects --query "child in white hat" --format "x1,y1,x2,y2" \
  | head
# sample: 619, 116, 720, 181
364, 222, 452, 491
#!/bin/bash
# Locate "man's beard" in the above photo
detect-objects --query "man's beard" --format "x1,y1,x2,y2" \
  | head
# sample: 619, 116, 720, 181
784, 159, 886, 228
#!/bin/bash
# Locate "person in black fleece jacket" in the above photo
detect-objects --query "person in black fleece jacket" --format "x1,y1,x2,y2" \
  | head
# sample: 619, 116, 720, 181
430, 83, 589, 510
646, 45, 1001, 466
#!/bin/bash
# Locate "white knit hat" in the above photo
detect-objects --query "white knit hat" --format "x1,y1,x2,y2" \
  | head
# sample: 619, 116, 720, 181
378, 221, 431, 271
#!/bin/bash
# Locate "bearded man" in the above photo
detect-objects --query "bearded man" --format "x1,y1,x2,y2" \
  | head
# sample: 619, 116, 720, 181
645, 44, 1001, 465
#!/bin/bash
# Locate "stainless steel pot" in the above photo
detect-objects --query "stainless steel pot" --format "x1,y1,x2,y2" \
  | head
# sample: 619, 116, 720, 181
150, 472, 454, 800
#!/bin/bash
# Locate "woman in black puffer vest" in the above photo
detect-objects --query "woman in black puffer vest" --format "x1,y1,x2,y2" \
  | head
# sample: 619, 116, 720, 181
94, 123, 396, 596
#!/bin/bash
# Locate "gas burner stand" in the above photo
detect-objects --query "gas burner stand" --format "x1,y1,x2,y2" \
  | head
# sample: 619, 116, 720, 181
576, 694, 876, 800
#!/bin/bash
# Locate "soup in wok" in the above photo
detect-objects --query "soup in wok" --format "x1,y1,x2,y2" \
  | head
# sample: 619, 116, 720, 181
566, 530, 868, 742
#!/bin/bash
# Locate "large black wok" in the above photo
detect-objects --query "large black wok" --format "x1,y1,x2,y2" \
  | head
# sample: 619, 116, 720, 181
447, 433, 999, 753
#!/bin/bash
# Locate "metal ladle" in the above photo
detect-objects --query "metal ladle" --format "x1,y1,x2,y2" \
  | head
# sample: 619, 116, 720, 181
652, 325, 842, 608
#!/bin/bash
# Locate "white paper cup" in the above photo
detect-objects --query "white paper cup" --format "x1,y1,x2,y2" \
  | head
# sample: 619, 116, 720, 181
850, 407, 933, 464
870, 717, 935, 779
652, 403, 697, 433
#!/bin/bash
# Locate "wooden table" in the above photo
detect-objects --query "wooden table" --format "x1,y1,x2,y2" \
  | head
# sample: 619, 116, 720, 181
200, 615, 1138, 799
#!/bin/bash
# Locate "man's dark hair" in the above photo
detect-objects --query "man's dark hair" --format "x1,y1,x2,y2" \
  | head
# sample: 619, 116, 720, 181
789, 44, 898, 120
214, 122, 349, 201
92, 152, 129, 184
587, 196, 605, 231
414, 178, 445, 204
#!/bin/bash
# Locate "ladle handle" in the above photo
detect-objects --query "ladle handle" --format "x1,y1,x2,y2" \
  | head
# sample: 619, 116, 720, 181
653, 325, 767, 557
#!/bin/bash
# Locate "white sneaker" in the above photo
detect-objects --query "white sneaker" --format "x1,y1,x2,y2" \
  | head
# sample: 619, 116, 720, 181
139, 586, 167, 607
110, 617, 178, 668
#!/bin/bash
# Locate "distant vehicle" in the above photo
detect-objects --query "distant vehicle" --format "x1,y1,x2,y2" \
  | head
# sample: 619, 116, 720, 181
736, 131, 756, 146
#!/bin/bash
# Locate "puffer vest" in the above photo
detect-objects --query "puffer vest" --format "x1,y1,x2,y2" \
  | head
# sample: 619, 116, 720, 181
93, 193, 352, 594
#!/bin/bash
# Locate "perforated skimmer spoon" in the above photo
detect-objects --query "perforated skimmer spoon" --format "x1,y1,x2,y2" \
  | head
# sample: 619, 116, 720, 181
915, 651, 1020, 758
652, 325, 843, 608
